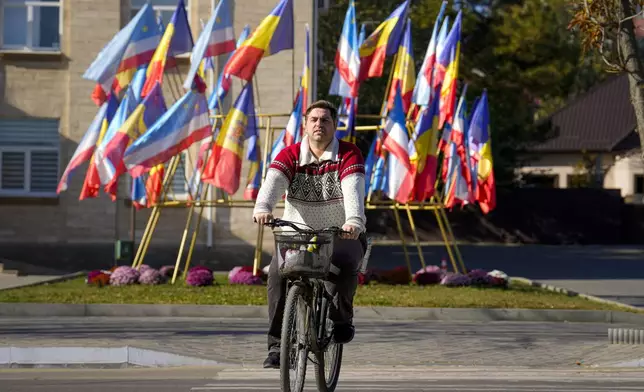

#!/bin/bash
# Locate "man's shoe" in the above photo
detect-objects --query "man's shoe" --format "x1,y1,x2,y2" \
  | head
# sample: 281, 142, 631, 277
332, 323, 355, 344
263, 352, 280, 369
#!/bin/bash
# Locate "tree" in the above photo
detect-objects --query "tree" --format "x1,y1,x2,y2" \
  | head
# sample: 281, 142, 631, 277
569, 0, 644, 158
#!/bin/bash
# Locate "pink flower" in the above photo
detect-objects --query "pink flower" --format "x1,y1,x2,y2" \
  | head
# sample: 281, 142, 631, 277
440, 273, 471, 287
186, 266, 214, 287
139, 269, 165, 285
229, 271, 264, 285
109, 266, 140, 286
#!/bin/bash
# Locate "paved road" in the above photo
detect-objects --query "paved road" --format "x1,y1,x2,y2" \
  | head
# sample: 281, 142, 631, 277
1, 317, 644, 369
2, 367, 644, 391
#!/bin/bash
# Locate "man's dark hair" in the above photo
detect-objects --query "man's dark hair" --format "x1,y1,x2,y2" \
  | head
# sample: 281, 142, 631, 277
305, 100, 338, 124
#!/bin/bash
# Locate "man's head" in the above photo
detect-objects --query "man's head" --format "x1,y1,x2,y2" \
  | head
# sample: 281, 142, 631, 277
304, 100, 337, 145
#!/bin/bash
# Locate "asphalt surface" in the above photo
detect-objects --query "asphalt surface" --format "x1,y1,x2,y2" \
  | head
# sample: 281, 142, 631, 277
2, 367, 644, 391
2, 317, 644, 368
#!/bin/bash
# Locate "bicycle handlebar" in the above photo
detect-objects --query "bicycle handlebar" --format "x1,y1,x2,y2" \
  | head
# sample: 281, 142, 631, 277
264, 218, 349, 236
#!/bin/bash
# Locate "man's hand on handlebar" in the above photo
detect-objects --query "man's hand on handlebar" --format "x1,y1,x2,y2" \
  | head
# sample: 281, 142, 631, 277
253, 212, 274, 226
341, 224, 360, 240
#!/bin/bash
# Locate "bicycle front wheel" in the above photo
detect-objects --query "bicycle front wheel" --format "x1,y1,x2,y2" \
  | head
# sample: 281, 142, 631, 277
314, 297, 343, 392
280, 284, 309, 392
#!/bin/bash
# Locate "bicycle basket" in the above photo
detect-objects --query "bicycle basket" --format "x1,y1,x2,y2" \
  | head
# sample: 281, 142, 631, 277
274, 231, 335, 279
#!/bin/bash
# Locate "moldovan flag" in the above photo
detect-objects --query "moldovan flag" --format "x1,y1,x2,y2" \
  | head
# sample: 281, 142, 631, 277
201, 82, 257, 195
387, 18, 415, 113
329, 0, 360, 98
381, 87, 414, 203
358, 0, 408, 81
85, 4, 160, 104
244, 127, 262, 200
124, 90, 211, 178
409, 95, 440, 201
102, 83, 168, 198
223, 0, 293, 81
412, 0, 447, 106
183, 0, 235, 90
468, 90, 496, 213
141, 0, 194, 98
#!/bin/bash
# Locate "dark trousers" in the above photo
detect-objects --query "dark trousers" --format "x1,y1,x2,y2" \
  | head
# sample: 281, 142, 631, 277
267, 237, 365, 353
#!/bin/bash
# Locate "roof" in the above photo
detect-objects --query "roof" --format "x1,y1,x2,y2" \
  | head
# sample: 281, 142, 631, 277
530, 74, 639, 153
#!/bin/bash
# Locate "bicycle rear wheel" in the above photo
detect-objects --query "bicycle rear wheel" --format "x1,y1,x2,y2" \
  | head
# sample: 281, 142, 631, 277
314, 295, 343, 392
280, 284, 309, 392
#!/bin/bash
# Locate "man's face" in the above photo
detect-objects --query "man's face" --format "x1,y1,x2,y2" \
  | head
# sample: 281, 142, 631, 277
305, 108, 336, 145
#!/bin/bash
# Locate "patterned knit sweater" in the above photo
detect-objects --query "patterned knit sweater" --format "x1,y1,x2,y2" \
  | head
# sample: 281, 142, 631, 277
253, 136, 366, 232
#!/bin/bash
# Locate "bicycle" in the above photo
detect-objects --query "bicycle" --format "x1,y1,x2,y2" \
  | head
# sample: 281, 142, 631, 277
264, 218, 370, 392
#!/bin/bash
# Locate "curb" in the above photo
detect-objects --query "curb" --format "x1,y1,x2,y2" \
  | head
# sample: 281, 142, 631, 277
0, 303, 643, 324
510, 276, 643, 312
0, 272, 86, 292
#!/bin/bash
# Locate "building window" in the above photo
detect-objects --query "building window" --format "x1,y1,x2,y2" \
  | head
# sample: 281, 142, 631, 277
0, 0, 61, 52
567, 174, 590, 188
521, 173, 559, 188
634, 174, 644, 194
0, 119, 59, 197
130, 0, 189, 28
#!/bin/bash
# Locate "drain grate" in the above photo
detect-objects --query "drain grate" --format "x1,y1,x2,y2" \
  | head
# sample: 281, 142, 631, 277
0, 346, 224, 368
608, 328, 644, 344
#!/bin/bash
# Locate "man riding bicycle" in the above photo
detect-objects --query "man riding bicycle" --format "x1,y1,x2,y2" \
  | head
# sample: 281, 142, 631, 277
253, 100, 367, 369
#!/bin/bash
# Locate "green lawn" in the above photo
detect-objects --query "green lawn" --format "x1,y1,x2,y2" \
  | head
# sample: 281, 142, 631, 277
0, 275, 639, 313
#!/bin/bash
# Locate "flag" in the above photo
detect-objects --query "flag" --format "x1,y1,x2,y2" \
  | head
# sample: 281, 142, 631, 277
300, 24, 310, 111
57, 101, 110, 193
208, 24, 251, 110
146, 164, 166, 206
329, 0, 360, 98
450, 86, 473, 190
79, 94, 121, 199
358, 0, 408, 80
244, 126, 262, 200
101, 83, 168, 197
124, 90, 211, 178
363, 135, 378, 194
201, 82, 257, 195
437, 11, 462, 128
335, 97, 357, 143
270, 90, 303, 161
412, 0, 447, 106
183, 0, 235, 90
468, 90, 495, 213
131, 176, 148, 209
141, 0, 194, 97
223, 0, 294, 81
409, 96, 440, 201
84, 4, 161, 103
381, 87, 414, 203
94, 70, 147, 189
387, 18, 415, 113
432, 14, 454, 90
